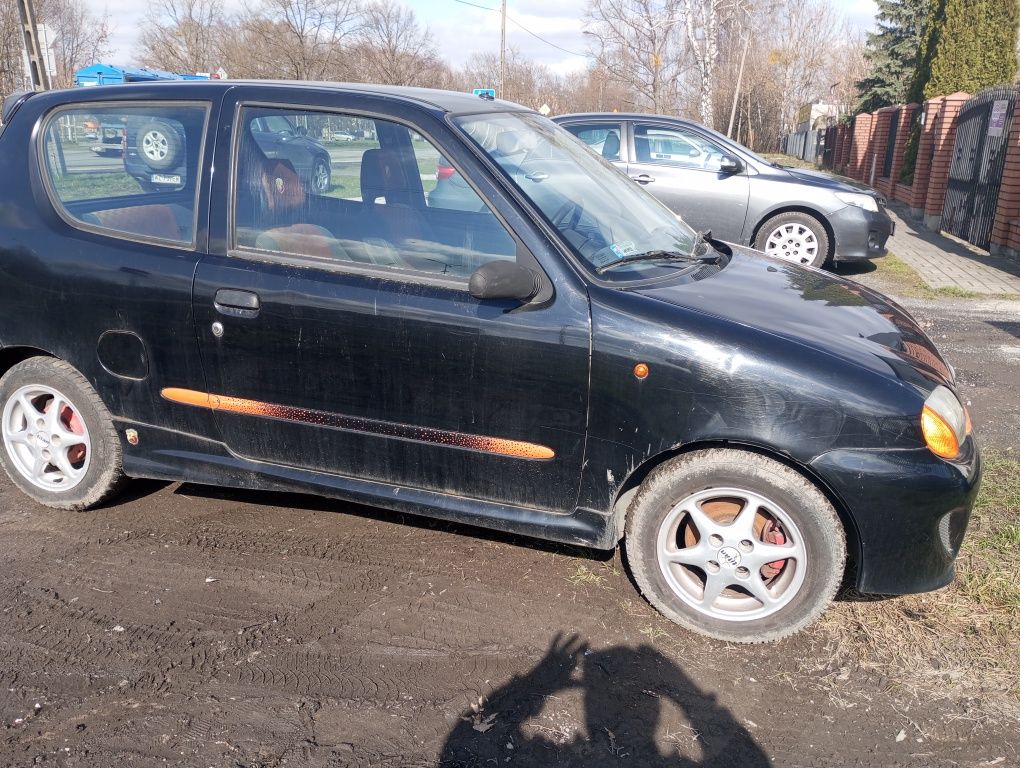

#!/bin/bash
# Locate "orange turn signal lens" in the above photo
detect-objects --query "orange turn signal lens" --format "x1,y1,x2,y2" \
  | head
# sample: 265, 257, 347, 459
633, 362, 649, 379
922, 405, 960, 459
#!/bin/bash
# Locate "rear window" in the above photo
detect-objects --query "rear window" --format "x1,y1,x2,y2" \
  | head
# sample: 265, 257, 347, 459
40, 102, 209, 246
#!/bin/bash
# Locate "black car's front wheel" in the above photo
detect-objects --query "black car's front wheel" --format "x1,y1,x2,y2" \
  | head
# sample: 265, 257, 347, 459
625, 449, 846, 643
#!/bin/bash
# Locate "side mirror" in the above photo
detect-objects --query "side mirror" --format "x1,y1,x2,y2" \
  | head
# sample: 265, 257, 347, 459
720, 155, 743, 174
469, 261, 542, 302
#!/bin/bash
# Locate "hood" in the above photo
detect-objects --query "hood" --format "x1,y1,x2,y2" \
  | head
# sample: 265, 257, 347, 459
777, 166, 881, 196
635, 247, 952, 391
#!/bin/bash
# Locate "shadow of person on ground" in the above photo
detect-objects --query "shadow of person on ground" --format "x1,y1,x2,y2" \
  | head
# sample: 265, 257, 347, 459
439, 633, 769, 767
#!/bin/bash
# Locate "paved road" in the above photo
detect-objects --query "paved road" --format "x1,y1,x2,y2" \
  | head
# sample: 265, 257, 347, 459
0, 285, 1016, 767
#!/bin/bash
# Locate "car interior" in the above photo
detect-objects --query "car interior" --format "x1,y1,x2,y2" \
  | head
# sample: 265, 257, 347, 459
233, 111, 517, 280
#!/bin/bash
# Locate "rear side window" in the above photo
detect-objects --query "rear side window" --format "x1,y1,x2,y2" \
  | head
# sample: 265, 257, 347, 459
41, 103, 209, 245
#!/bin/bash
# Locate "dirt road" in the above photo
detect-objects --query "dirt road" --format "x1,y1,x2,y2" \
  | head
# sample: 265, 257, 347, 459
1, 273, 1017, 767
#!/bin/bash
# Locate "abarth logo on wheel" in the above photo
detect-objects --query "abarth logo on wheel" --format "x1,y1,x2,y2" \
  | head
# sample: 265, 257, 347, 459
717, 546, 741, 568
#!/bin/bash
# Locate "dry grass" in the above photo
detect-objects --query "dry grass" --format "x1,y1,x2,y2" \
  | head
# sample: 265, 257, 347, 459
870, 254, 1020, 301
813, 451, 1020, 707
567, 564, 609, 588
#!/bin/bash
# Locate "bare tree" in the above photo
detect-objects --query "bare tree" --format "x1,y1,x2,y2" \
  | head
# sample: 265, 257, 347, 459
584, 0, 689, 114
233, 0, 361, 81
355, 0, 439, 86
0, 0, 25, 99
138, 0, 225, 74
20, 0, 111, 89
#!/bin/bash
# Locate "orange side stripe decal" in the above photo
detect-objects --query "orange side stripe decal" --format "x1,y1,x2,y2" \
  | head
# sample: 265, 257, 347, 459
160, 387, 555, 460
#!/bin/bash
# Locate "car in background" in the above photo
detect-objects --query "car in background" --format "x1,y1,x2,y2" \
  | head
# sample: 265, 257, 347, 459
553, 113, 893, 269
124, 112, 332, 193
328, 131, 355, 142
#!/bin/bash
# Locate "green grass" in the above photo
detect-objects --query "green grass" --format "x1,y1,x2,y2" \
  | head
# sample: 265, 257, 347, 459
52, 171, 142, 201
818, 451, 1020, 702
323, 155, 438, 201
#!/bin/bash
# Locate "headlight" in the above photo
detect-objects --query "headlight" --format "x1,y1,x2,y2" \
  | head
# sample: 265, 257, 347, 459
835, 192, 879, 213
921, 386, 971, 459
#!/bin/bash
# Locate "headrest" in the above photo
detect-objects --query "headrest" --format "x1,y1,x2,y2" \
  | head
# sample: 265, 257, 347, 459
602, 131, 620, 160
360, 148, 415, 206
260, 159, 305, 212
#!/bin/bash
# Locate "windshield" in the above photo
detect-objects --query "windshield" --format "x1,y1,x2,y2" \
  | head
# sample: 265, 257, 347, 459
455, 112, 701, 278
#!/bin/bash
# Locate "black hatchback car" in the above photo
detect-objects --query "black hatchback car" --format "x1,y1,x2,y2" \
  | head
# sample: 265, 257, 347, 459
0, 82, 979, 643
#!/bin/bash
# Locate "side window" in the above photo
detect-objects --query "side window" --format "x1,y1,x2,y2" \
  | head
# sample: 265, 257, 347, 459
634, 124, 727, 171
563, 122, 623, 161
42, 103, 208, 244
234, 107, 517, 281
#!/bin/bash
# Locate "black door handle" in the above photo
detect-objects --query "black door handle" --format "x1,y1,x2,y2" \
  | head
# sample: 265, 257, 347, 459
214, 289, 260, 318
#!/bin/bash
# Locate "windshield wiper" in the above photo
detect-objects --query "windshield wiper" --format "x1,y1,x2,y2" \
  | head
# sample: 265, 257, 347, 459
597, 247, 720, 274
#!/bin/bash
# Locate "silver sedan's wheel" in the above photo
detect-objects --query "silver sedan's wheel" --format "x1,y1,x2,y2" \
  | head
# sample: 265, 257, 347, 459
0, 358, 126, 510
656, 487, 807, 622
754, 212, 831, 268
2, 384, 91, 491
625, 449, 846, 643
764, 222, 819, 266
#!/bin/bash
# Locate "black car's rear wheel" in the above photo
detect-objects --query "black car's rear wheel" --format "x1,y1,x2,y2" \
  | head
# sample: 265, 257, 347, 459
0, 358, 125, 510
624, 448, 845, 643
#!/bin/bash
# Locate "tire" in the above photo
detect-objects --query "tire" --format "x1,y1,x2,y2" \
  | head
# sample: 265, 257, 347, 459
0, 358, 126, 510
754, 211, 831, 268
624, 448, 845, 643
136, 120, 183, 171
311, 157, 331, 193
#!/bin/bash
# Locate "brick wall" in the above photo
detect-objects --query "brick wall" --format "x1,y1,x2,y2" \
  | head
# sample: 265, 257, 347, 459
887, 105, 918, 202
848, 113, 873, 181
872, 106, 897, 196
923, 92, 970, 230
908, 97, 944, 215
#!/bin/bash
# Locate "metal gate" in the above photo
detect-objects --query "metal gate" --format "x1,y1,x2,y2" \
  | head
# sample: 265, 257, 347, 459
942, 86, 1017, 250
882, 108, 900, 178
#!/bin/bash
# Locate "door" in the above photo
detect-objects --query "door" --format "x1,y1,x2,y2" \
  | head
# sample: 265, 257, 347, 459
626, 121, 750, 241
942, 86, 1017, 250
189, 95, 591, 512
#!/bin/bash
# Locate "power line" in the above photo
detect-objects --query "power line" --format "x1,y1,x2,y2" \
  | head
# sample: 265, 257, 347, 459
450, 0, 590, 58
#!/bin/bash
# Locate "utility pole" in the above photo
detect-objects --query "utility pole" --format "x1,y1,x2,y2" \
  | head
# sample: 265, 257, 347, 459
727, 33, 749, 138
17, 0, 51, 91
499, 0, 507, 100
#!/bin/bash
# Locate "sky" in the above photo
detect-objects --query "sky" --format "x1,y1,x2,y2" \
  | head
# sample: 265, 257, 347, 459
84, 0, 880, 77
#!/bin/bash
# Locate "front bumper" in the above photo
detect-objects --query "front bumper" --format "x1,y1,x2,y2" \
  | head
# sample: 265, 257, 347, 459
829, 204, 894, 261
809, 440, 980, 595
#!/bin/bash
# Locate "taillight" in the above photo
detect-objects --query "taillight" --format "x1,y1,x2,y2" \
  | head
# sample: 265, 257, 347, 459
436, 163, 456, 181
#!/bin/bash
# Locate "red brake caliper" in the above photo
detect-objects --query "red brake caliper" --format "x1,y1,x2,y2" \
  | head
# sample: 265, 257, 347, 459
60, 405, 87, 464
760, 520, 787, 579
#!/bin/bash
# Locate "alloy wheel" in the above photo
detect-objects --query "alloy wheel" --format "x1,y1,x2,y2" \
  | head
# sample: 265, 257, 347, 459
2, 384, 91, 492
655, 487, 807, 622
141, 130, 170, 162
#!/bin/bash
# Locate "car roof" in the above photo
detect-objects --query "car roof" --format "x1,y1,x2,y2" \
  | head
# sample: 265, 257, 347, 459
553, 112, 699, 124
32, 80, 532, 116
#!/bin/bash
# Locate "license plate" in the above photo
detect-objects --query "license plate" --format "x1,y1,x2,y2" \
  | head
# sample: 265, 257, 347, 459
150, 173, 182, 185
